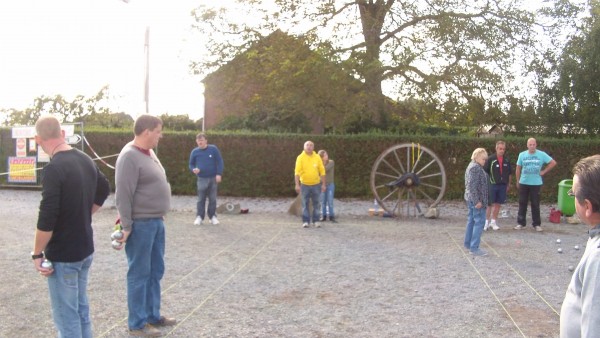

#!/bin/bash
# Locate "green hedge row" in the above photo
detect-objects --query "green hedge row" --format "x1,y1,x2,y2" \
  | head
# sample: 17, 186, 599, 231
1, 128, 596, 202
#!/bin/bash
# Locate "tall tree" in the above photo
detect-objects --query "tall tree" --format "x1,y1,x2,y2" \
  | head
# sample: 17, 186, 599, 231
191, 0, 560, 127
547, 0, 600, 135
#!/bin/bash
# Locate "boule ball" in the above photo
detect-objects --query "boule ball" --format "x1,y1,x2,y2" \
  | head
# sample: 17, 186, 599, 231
111, 230, 124, 240
112, 240, 123, 250
41, 259, 53, 269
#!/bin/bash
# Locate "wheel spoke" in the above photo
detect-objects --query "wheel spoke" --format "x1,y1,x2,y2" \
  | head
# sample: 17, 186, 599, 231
419, 182, 442, 191
392, 149, 407, 174
374, 170, 400, 180
415, 159, 437, 175
380, 158, 403, 177
416, 187, 436, 204
419, 172, 443, 180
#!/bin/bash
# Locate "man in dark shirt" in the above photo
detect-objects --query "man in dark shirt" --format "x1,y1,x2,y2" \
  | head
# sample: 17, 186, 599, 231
483, 140, 512, 231
32, 115, 110, 338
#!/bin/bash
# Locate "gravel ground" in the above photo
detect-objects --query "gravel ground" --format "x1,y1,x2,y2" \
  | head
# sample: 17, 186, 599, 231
0, 189, 587, 337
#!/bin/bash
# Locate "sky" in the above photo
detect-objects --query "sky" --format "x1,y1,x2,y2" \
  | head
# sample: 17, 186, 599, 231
0, 0, 210, 121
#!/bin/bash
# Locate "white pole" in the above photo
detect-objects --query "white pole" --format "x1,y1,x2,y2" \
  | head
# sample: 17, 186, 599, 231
144, 26, 150, 115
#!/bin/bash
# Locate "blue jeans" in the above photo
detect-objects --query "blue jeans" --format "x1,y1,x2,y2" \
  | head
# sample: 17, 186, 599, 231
464, 201, 486, 251
125, 218, 166, 330
320, 183, 335, 218
301, 183, 321, 223
47, 254, 93, 338
197, 176, 218, 220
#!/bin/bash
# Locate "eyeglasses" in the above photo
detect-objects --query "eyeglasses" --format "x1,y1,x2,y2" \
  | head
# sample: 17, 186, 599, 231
567, 188, 576, 197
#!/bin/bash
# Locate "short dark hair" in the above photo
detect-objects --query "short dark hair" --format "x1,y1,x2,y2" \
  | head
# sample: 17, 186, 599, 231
134, 115, 162, 136
196, 133, 206, 140
573, 155, 600, 213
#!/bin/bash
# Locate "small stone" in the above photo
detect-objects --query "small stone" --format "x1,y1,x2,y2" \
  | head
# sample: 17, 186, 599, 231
558, 248, 563, 253
568, 265, 574, 272
574, 245, 580, 250
556, 239, 561, 244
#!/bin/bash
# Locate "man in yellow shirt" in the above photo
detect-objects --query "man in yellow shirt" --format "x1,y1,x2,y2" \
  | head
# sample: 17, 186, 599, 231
294, 140, 326, 228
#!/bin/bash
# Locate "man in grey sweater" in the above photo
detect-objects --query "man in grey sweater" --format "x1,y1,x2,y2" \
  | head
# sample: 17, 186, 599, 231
560, 155, 600, 338
115, 115, 175, 337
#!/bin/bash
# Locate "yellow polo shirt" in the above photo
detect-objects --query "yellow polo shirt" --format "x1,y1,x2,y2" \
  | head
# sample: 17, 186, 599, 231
295, 151, 325, 185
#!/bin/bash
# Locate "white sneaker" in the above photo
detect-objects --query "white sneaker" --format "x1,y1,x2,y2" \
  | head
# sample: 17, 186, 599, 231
193, 216, 202, 225
490, 220, 499, 231
302, 223, 309, 228
514, 225, 525, 230
210, 216, 220, 225
484, 220, 489, 231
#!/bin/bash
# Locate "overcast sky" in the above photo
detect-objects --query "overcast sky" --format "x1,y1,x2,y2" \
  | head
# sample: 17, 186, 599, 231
0, 0, 210, 121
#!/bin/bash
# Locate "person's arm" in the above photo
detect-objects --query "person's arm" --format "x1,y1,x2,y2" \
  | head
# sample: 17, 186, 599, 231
115, 153, 138, 233
318, 158, 326, 192
33, 229, 53, 275
580, 252, 600, 337
294, 174, 301, 194
93, 168, 111, 214
515, 165, 521, 189
294, 155, 302, 193
34, 165, 60, 275
475, 168, 487, 208
541, 159, 557, 176
465, 167, 479, 206
483, 158, 491, 175
189, 149, 199, 174
215, 147, 224, 183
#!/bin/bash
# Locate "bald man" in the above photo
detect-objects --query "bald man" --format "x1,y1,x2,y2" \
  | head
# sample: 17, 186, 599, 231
294, 141, 326, 228
514, 138, 557, 232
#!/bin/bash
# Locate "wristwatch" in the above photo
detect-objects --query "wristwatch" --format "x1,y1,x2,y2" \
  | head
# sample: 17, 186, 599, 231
31, 252, 44, 260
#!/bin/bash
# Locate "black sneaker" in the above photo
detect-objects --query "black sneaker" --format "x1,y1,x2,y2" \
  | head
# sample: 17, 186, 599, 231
329, 217, 337, 223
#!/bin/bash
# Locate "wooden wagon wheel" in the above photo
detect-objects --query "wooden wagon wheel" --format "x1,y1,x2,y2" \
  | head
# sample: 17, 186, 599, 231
370, 143, 447, 217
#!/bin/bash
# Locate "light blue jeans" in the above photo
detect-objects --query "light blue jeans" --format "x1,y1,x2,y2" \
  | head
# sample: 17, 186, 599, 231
125, 218, 166, 330
301, 183, 321, 223
320, 183, 335, 218
464, 201, 486, 251
197, 176, 218, 220
47, 254, 93, 338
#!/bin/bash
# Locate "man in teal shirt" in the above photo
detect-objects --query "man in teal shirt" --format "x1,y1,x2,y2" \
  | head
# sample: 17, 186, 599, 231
514, 138, 557, 232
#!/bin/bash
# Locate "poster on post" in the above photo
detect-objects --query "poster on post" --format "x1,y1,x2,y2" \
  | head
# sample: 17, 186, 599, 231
7, 157, 37, 183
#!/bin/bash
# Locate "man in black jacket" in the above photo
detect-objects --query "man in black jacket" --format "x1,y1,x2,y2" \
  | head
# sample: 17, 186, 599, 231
483, 140, 512, 231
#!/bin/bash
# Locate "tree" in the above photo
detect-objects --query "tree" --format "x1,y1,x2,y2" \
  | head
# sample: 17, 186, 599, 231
536, 0, 600, 135
159, 114, 200, 131
1, 86, 112, 126
191, 0, 566, 128
83, 112, 134, 129
202, 30, 365, 133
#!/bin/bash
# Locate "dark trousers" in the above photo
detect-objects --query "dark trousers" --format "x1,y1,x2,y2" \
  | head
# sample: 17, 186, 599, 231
517, 184, 542, 227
